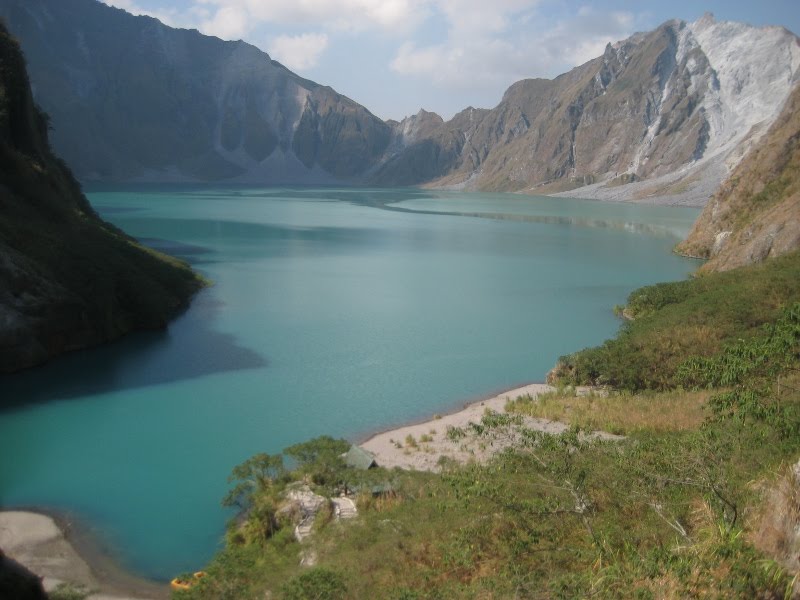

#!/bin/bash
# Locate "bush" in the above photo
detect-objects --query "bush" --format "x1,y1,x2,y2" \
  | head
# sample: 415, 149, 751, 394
553, 251, 800, 391
281, 568, 347, 600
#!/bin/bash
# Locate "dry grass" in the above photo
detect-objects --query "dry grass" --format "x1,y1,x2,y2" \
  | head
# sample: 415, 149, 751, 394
506, 389, 710, 435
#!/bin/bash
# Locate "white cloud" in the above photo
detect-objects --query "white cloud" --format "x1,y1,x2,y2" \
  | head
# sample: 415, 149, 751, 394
200, 5, 250, 39
194, 0, 429, 34
268, 33, 330, 70
100, 0, 183, 26
102, 0, 645, 116
391, 3, 638, 93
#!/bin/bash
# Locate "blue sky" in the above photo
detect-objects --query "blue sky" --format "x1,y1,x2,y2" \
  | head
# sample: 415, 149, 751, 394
103, 0, 800, 121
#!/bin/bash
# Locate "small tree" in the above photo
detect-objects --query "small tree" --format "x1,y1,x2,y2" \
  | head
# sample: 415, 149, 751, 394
222, 452, 285, 509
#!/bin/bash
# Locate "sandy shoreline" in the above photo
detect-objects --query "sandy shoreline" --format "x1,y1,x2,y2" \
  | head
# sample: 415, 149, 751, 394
0, 509, 168, 600
360, 382, 562, 471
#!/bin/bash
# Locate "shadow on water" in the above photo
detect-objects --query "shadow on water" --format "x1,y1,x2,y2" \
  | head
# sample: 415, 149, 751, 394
0, 289, 267, 412
137, 237, 214, 259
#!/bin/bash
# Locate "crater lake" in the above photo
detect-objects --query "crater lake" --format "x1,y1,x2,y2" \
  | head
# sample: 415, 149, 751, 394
0, 187, 700, 580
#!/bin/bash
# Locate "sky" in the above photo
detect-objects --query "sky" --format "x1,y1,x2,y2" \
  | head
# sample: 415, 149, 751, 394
101, 0, 800, 121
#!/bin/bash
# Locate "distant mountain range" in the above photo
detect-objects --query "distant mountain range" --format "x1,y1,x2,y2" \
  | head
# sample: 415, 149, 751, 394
1, 0, 798, 205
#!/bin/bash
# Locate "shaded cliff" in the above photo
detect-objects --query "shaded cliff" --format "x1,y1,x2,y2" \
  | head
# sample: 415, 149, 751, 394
676, 84, 800, 272
0, 0, 390, 183
0, 21, 204, 373
0, 551, 46, 600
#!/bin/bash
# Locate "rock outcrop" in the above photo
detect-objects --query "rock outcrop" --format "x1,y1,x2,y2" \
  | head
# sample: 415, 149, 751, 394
0, 20, 203, 374
676, 84, 800, 271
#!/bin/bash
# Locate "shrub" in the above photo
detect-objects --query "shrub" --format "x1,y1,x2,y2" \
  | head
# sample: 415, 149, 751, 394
281, 568, 347, 600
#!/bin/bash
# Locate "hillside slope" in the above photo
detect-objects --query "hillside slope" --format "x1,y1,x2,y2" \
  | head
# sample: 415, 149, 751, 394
0, 0, 390, 183
0, 21, 203, 373
676, 84, 800, 271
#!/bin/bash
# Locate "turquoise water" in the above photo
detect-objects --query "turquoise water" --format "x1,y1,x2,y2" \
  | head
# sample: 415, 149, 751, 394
0, 187, 700, 579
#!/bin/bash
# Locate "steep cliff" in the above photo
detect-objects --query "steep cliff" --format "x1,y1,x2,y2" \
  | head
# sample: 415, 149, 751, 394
0, 0, 390, 183
676, 84, 800, 272
375, 15, 800, 205
0, 21, 203, 373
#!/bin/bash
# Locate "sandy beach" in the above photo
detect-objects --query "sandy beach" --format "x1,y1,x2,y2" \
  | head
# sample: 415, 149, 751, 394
0, 510, 168, 600
360, 383, 573, 471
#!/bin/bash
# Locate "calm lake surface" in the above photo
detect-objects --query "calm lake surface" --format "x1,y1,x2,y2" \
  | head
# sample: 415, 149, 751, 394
0, 187, 700, 579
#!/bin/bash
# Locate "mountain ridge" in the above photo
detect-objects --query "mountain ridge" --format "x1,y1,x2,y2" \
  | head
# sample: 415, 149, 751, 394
0, 0, 391, 184
1, 1, 798, 206
378, 14, 800, 205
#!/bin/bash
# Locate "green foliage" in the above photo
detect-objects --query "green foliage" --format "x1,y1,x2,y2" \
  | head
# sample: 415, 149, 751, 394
678, 302, 800, 389
284, 436, 349, 488
47, 583, 90, 600
222, 453, 285, 509
280, 568, 347, 600
554, 250, 800, 390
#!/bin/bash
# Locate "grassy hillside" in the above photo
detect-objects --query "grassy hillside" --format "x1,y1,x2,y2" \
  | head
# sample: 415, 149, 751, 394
177, 250, 800, 599
0, 21, 205, 374
550, 250, 800, 390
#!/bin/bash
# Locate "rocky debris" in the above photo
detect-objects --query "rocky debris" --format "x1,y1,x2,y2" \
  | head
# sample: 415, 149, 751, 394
331, 497, 357, 521
281, 485, 359, 544
281, 486, 328, 543
1, 3, 796, 202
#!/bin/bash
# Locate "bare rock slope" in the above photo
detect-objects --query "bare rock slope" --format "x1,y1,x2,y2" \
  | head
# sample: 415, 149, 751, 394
376, 15, 800, 206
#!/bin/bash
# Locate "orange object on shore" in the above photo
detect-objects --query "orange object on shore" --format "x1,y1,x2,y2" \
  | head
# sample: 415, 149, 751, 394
170, 578, 191, 591
170, 571, 207, 590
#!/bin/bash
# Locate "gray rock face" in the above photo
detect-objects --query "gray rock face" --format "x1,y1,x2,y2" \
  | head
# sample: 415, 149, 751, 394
0, 0, 390, 183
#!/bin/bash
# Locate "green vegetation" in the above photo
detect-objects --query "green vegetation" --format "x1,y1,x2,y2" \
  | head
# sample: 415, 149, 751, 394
551, 250, 800, 390
48, 583, 90, 600
179, 249, 800, 598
